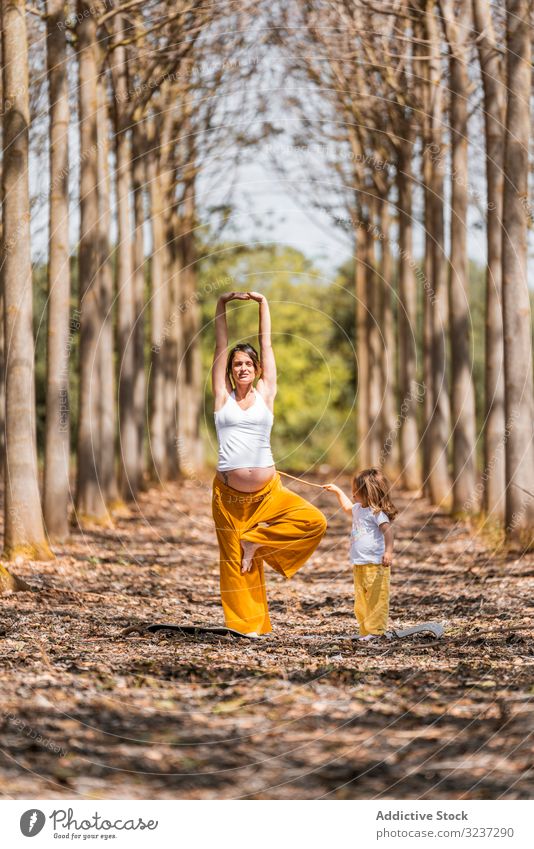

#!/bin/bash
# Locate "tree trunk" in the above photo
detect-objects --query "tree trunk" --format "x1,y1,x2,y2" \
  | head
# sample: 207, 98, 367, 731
0, 39, 4, 483
1, 0, 53, 559
0, 283, 4, 484
378, 201, 399, 479
96, 67, 119, 506
43, 0, 71, 540
502, 0, 534, 543
355, 209, 370, 468
160, 134, 180, 481
365, 200, 383, 467
110, 14, 139, 500
147, 89, 181, 482
75, 2, 109, 523
413, 6, 433, 499
146, 136, 168, 480
163, 206, 181, 480
396, 134, 422, 490
472, 0, 506, 522
439, 0, 477, 515
422, 144, 434, 499
178, 159, 203, 473
424, 0, 452, 506
131, 118, 147, 487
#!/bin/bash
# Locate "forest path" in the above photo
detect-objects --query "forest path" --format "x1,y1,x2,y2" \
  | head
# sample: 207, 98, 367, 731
0, 474, 532, 799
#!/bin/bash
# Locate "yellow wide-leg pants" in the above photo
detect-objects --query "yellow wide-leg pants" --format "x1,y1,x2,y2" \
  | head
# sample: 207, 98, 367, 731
353, 563, 390, 635
212, 472, 327, 634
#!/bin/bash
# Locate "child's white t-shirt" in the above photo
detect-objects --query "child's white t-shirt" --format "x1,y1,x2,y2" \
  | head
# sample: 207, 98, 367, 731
350, 502, 390, 565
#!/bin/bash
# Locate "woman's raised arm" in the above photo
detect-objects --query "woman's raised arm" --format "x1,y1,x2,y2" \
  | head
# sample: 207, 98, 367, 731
249, 292, 277, 402
212, 292, 247, 404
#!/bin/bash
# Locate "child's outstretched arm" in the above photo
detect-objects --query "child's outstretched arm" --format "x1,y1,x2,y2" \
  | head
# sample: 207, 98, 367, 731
322, 483, 353, 514
380, 522, 394, 566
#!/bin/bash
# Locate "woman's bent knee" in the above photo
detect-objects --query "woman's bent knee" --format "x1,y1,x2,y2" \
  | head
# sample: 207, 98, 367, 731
313, 509, 328, 536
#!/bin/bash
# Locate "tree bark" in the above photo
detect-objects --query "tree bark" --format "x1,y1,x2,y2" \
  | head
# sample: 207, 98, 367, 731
163, 208, 181, 480
365, 198, 383, 467
501, 0, 534, 543
397, 132, 422, 490
161, 107, 180, 481
0, 283, 4, 484
422, 143, 434, 499
96, 66, 119, 506
472, 0, 506, 522
43, 0, 71, 540
149, 89, 179, 481
131, 118, 147, 487
413, 5, 433, 499
178, 152, 203, 473
0, 38, 4, 483
378, 200, 399, 479
424, 0, 452, 506
355, 206, 370, 468
75, 1, 109, 523
439, 0, 477, 515
146, 133, 168, 480
110, 14, 139, 500
1, 0, 53, 559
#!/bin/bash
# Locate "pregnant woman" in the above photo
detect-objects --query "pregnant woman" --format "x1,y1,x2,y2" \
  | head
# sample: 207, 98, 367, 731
212, 291, 327, 636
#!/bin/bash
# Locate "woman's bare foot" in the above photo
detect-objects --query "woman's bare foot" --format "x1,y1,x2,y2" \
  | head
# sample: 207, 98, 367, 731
241, 539, 259, 573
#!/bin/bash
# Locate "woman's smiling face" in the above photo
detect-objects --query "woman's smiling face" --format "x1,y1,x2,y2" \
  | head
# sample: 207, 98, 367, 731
231, 352, 256, 386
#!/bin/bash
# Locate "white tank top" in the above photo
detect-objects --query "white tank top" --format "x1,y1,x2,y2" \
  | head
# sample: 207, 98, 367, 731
214, 387, 275, 471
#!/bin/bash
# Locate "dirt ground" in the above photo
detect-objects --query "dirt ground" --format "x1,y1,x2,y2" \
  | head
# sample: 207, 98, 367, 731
0, 473, 532, 800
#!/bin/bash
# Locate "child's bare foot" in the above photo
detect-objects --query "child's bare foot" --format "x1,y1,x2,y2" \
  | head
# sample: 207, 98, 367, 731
241, 539, 259, 573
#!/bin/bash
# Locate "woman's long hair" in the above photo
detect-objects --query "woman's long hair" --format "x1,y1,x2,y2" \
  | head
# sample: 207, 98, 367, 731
352, 467, 398, 520
226, 343, 262, 387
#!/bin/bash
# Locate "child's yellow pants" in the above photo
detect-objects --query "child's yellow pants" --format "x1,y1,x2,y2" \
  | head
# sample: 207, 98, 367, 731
212, 472, 327, 634
353, 563, 390, 635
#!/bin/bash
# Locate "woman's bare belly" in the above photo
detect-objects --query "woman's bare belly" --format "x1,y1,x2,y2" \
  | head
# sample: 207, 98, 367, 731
216, 466, 276, 492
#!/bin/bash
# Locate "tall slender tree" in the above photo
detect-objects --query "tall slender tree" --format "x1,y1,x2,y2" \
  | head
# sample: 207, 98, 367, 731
43, 0, 71, 540
355, 207, 370, 469
422, 0, 452, 506
96, 64, 119, 507
378, 200, 400, 478
472, 0, 506, 522
75, 1, 109, 523
1, 0, 53, 560
110, 13, 139, 500
146, 114, 168, 480
501, 0, 534, 544
0, 37, 4, 485
366, 196, 385, 467
396, 123, 422, 491
132, 116, 148, 487
439, 0, 477, 515
177, 107, 203, 472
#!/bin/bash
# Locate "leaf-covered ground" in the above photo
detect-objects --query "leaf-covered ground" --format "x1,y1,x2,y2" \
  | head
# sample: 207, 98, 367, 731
0, 474, 532, 799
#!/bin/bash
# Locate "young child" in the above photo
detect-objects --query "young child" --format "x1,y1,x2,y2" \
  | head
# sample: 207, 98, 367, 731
323, 468, 398, 640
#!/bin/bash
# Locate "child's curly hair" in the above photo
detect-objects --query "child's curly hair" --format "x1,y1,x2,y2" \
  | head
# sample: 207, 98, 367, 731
352, 467, 398, 521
